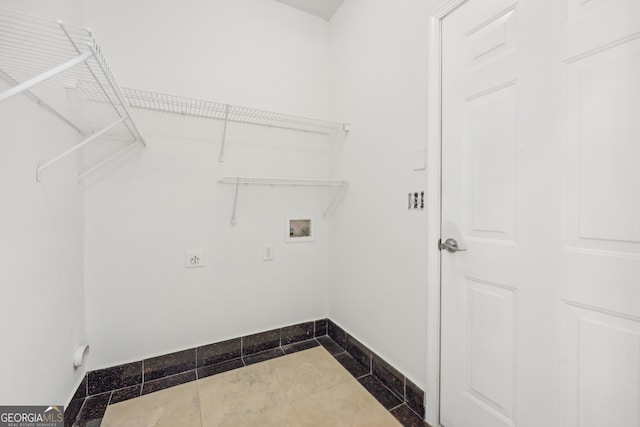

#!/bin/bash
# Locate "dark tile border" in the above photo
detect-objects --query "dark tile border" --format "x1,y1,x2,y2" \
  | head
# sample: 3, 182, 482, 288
87, 361, 142, 395
242, 328, 281, 356
144, 348, 196, 382
71, 392, 110, 427
282, 338, 320, 354
65, 319, 329, 425
358, 374, 403, 410
64, 398, 83, 427
316, 335, 344, 355
282, 321, 314, 345
372, 352, 405, 400
334, 352, 369, 378
196, 357, 244, 379
109, 385, 141, 405
243, 347, 286, 365
142, 370, 196, 395
391, 404, 430, 427
65, 318, 428, 427
197, 337, 241, 368
325, 319, 427, 422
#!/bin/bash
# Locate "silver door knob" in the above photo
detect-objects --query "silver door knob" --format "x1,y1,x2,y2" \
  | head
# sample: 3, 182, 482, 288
440, 238, 466, 253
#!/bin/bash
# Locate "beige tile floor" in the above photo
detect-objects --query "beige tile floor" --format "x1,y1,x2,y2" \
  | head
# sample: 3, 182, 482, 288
101, 346, 402, 427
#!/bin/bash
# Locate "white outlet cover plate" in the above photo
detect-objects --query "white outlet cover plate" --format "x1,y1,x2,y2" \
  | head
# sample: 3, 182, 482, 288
185, 250, 205, 268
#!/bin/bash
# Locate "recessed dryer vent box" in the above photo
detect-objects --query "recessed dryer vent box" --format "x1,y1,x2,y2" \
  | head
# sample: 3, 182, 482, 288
286, 218, 313, 243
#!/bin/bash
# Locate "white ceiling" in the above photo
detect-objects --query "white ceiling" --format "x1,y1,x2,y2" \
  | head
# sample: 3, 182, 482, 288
272, 0, 345, 21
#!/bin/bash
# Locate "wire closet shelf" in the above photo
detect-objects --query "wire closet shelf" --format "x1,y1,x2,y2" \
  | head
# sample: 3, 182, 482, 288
120, 88, 351, 135
218, 177, 349, 187
218, 177, 349, 226
0, 7, 146, 181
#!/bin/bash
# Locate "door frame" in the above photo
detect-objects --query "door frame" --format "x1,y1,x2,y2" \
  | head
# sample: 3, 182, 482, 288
425, 1, 468, 426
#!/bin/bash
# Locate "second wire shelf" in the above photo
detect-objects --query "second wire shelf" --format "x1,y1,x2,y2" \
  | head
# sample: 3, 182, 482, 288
217, 177, 349, 187
218, 176, 349, 226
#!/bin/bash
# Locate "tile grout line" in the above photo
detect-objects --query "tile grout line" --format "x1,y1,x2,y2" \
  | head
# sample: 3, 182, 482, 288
355, 372, 369, 380
389, 402, 405, 413
196, 375, 204, 427
194, 346, 198, 381
71, 396, 88, 427
403, 377, 407, 404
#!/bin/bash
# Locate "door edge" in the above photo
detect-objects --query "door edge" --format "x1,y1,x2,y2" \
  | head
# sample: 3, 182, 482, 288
426, 1, 468, 426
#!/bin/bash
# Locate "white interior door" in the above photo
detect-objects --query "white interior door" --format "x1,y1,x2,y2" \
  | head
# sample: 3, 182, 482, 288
439, 0, 640, 426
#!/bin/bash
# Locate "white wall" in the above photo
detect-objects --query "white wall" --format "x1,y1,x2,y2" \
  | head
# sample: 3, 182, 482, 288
82, 0, 335, 369
0, 0, 444, 404
83, 0, 331, 117
328, 0, 442, 389
0, 0, 86, 405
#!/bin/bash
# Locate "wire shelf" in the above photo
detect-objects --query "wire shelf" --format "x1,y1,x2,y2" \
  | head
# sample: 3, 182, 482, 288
0, 7, 146, 180
218, 176, 348, 226
120, 88, 349, 135
218, 176, 349, 187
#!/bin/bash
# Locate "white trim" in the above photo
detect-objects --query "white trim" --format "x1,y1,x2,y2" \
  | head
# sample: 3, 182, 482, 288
425, 1, 468, 426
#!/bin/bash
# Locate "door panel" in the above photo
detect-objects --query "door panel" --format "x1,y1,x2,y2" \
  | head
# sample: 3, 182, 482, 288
560, 0, 640, 425
441, 1, 521, 427
440, 0, 640, 426
563, 302, 640, 427
465, 278, 516, 421
564, 0, 640, 58
565, 37, 640, 252
466, 6, 517, 67
467, 83, 517, 242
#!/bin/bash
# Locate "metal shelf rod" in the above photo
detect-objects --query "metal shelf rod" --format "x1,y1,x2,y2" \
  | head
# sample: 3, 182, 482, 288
0, 51, 91, 102
36, 117, 126, 181
0, 68, 83, 134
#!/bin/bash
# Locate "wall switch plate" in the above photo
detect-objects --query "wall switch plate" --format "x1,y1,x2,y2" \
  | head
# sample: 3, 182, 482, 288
263, 244, 274, 261
413, 147, 426, 171
185, 250, 205, 268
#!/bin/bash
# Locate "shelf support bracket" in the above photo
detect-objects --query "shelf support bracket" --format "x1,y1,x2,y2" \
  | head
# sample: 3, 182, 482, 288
36, 117, 127, 181
85, 44, 147, 147
0, 51, 93, 103
231, 177, 240, 226
218, 104, 230, 162
323, 184, 348, 219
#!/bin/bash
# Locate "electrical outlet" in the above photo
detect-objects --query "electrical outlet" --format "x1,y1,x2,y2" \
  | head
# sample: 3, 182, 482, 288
185, 250, 205, 268
263, 244, 273, 261
408, 191, 425, 211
